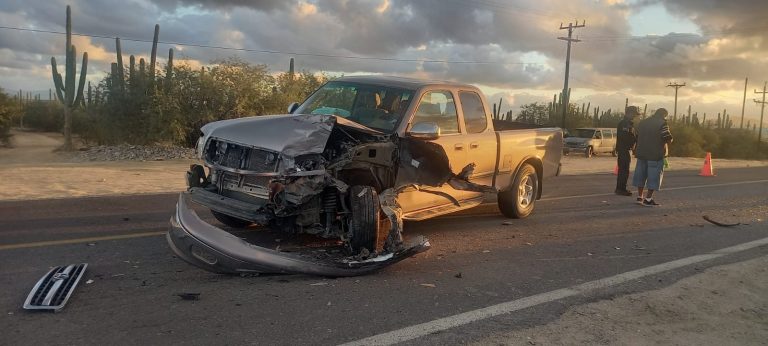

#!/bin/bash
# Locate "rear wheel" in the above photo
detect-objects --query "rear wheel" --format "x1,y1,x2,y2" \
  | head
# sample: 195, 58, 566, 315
498, 163, 539, 219
211, 210, 252, 228
348, 186, 380, 253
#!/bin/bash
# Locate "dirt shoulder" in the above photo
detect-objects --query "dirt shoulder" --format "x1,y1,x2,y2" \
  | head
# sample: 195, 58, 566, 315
2, 130, 767, 201
475, 254, 768, 346
0, 130, 196, 201
560, 154, 768, 176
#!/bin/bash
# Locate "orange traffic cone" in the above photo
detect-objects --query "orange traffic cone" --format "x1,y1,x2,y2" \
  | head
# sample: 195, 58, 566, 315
699, 152, 715, 176
613, 164, 619, 175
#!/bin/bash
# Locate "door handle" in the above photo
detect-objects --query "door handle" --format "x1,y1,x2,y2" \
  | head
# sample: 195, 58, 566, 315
454, 143, 464, 150
470, 142, 479, 149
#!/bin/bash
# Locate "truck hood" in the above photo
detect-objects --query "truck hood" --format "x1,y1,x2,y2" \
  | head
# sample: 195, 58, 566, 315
200, 114, 383, 157
564, 137, 590, 145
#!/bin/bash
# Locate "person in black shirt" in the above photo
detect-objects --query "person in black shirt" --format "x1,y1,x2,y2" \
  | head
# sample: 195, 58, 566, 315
615, 106, 639, 195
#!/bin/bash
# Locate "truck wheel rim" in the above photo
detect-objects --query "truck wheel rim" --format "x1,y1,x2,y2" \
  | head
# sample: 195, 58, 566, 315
518, 175, 534, 207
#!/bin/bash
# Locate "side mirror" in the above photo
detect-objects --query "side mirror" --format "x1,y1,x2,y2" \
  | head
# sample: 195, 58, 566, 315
407, 122, 440, 140
287, 102, 300, 114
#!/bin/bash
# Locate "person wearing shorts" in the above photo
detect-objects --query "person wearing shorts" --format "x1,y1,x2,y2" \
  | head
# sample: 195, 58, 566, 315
633, 108, 673, 206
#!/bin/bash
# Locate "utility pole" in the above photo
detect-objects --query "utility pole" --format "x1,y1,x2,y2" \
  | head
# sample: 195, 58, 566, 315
667, 82, 685, 123
755, 81, 767, 148
741, 77, 748, 128
558, 20, 585, 129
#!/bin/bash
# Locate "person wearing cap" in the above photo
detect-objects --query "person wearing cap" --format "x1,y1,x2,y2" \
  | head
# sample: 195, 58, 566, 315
633, 108, 674, 206
615, 106, 639, 196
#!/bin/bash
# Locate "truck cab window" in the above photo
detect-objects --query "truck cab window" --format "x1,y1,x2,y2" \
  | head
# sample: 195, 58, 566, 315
458, 91, 487, 133
412, 91, 459, 134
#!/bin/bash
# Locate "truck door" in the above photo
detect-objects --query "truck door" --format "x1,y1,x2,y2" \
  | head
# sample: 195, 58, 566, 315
601, 129, 614, 152
456, 90, 496, 188
398, 90, 472, 213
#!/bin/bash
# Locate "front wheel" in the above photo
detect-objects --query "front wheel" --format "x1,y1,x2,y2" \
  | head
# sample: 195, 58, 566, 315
498, 163, 539, 219
348, 186, 380, 253
585, 146, 593, 158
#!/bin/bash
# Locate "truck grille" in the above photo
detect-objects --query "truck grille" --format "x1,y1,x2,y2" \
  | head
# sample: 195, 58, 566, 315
207, 139, 279, 173
24, 263, 88, 312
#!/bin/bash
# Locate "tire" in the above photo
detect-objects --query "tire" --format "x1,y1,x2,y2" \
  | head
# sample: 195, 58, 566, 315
498, 163, 539, 219
348, 185, 380, 253
211, 210, 252, 228
585, 146, 593, 158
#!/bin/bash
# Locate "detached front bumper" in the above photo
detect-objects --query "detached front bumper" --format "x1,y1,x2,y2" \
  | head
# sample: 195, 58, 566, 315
167, 193, 430, 277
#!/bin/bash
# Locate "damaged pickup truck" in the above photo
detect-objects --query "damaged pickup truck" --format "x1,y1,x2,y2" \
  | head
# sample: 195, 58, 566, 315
168, 76, 562, 276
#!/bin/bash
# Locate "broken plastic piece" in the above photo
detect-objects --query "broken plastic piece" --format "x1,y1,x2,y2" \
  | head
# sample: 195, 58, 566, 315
176, 292, 201, 301
702, 215, 741, 227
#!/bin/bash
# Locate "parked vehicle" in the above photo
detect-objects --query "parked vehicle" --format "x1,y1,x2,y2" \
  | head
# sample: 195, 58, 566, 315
167, 76, 563, 276
563, 127, 617, 157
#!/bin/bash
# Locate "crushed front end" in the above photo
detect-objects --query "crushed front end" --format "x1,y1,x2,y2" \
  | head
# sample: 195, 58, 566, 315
168, 114, 430, 276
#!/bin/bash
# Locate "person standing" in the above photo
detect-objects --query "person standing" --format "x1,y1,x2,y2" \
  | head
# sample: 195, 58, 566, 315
615, 106, 638, 195
633, 108, 674, 206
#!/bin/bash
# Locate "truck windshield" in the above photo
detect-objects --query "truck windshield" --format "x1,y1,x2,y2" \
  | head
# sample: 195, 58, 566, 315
573, 129, 597, 138
295, 81, 414, 133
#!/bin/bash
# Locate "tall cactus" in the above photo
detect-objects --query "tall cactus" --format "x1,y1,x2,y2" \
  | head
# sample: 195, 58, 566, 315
51, 5, 88, 151
150, 24, 159, 83
115, 37, 125, 91
165, 48, 174, 92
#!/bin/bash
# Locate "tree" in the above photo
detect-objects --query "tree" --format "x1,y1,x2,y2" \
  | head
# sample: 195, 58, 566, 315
515, 102, 549, 124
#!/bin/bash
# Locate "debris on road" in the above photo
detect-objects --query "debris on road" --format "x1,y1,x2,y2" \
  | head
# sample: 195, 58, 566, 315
702, 215, 741, 227
420, 283, 436, 288
85, 279, 94, 284
454, 272, 463, 279
176, 292, 201, 301
309, 282, 328, 286
502, 220, 514, 225
23, 263, 88, 312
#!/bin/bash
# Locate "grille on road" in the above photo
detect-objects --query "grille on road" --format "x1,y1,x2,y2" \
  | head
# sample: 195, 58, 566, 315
23, 263, 88, 312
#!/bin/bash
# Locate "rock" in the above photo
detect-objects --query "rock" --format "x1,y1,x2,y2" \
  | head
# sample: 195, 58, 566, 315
72, 144, 196, 162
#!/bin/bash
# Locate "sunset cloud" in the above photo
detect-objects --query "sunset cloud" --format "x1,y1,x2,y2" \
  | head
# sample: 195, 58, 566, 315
0, 0, 765, 122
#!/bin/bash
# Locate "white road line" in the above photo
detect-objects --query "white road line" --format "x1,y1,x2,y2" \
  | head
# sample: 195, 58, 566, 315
339, 236, 768, 346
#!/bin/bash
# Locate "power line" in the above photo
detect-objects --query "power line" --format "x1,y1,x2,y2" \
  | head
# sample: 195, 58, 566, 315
0, 25, 541, 66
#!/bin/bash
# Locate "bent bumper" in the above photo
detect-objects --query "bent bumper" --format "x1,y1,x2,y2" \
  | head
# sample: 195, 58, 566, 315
167, 193, 430, 277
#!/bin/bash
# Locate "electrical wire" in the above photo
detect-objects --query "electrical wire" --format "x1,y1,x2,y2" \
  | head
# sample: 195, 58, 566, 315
0, 25, 541, 66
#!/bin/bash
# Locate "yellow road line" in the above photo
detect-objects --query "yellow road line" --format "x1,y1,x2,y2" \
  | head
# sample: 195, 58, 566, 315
0, 231, 166, 251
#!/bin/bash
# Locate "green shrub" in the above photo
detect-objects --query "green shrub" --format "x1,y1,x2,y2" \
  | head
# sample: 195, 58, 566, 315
23, 101, 64, 132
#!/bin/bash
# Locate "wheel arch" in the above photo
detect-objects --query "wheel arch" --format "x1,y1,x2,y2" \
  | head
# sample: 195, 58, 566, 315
507, 156, 543, 200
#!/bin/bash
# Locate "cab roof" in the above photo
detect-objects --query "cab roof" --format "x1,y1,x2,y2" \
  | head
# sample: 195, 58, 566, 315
334, 75, 477, 91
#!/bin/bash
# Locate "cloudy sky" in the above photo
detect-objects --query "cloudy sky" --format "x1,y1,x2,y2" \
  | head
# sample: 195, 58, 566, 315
1, 0, 767, 124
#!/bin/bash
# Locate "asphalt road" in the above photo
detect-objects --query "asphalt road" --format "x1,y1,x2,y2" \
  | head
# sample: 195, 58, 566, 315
1, 167, 767, 345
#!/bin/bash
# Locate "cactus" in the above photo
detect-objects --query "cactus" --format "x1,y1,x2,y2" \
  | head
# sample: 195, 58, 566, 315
150, 24, 159, 83
115, 37, 125, 91
165, 48, 174, 92
129, 55, 136, 87
492, 103, 497, 119
50, 5, 88, 150
289, 57, 295, 79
